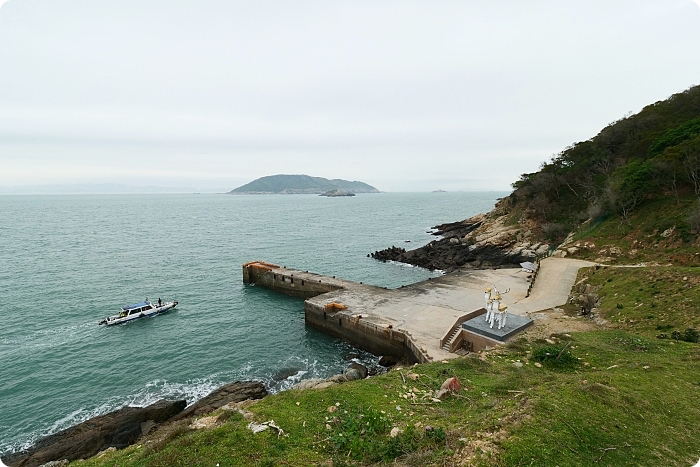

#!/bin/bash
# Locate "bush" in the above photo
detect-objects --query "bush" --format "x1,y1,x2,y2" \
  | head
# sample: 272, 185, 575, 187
532, 344, 578, 368
671, 328, 699, 343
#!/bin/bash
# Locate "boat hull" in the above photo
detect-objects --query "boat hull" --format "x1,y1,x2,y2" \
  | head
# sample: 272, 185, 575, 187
100, 301, 178, 326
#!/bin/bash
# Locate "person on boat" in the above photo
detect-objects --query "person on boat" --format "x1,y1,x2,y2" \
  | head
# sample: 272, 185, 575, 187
158, 298, 162, 307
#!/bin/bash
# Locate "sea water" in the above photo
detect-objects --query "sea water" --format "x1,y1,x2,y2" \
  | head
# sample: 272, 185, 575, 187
0, 191, 505, 454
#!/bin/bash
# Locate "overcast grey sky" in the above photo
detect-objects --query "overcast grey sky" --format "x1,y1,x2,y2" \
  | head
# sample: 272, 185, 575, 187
1, 0, 699, 192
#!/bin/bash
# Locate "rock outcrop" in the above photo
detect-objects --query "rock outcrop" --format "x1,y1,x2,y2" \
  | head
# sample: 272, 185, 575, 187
3, 399, 186, 467
371, 213, 549, 272
171, 381, 267, 421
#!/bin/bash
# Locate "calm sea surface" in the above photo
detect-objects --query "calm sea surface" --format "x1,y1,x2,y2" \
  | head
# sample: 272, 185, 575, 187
0, 192, 505, 454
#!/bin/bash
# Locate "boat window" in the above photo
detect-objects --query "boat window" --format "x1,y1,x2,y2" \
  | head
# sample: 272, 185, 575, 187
144, 305, 153, 310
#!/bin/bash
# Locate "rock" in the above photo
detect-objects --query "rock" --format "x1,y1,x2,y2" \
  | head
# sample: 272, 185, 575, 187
534, 362, 543, 368
535, 244, 549, 256
609, 246, 622, 255
343, 368, 362, 382
378, 355, 398, 367
292, 378, 326, 390
4, 399, 186, 467
344, 353, 360, 360
566, 247, 579, 255
172, 381, 267, 421
348, 362, 368, 379
38, 462, 69, 467
389, 427, 403, 437
440, 377, 461, 392
435, 389, 451, 400
328, 374, 348, 383
190, 415, 221, 430
272, 367, 303, 382
512, 362, 523, 368
661, 227, 675, 238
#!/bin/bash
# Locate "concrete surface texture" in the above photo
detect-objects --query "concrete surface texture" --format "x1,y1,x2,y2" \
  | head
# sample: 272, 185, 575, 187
248, 257, 596, 362
308, 258, 595, 360
508, 258, 596, 314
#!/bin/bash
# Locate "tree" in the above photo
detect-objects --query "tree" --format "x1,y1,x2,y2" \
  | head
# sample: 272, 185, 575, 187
663, 134, 700, 198
608, 160, 653, 221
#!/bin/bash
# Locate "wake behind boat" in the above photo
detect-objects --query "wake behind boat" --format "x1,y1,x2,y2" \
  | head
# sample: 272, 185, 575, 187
99, 299, 178, 326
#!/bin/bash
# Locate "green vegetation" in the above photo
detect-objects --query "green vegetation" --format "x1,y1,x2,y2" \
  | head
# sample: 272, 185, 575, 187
509, 85, 700, 239
229, 175, 380, 194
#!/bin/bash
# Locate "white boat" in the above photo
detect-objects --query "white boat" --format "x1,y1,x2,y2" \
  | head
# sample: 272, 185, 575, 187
99, 299, 178, 326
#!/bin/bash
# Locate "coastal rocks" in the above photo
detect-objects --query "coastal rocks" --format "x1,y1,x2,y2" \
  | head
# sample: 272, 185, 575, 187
292, 379, 338, 390
3, 399, 186, 467
348, 362, 368, 379
378, 355, 399, 367
370, 246, 406, 262
371, 213, 548, 272
291, 362, 369, 390
171, 381, 267, 421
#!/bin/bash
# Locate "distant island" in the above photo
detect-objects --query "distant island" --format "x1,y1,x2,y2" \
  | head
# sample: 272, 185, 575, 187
320, 189, 355, 197
229, 175, 379, 194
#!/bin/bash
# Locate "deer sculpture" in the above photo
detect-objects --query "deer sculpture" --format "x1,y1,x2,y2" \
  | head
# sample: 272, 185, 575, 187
484, 286, 509, 330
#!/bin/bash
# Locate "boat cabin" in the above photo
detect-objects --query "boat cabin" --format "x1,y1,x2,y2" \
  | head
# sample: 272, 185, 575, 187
119, 301, 154, 317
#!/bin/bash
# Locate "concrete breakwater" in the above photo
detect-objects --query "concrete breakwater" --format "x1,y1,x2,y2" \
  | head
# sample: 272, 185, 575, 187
243, 261, 535, 363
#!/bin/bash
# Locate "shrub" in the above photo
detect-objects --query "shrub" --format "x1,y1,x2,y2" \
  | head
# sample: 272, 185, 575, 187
532, 344, 578, 369
671, 328, 699, 343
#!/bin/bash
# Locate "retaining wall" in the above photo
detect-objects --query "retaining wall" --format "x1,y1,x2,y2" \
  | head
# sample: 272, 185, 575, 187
243, 262, 343, 299
304, 301, 428, 364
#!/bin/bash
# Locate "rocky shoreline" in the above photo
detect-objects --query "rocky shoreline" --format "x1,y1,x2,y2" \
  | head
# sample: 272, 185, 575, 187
371, 212, 550, 272
2, 358, 396, 467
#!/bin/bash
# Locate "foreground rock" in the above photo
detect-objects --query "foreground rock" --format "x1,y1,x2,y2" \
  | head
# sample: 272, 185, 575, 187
172, 381, 268, 421
371, 212, 549, 272
3, 399, 186, 467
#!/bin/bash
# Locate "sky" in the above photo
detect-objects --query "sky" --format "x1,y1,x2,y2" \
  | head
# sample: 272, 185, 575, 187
0, 1, 699, 193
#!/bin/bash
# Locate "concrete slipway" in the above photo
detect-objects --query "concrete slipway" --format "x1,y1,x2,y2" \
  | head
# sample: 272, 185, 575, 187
242, 258, 595, 363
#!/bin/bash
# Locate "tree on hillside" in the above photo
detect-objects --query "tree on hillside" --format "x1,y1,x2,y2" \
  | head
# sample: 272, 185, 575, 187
608, 160, 653, 222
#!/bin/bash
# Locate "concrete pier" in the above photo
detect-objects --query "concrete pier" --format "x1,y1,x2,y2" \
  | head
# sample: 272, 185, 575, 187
243, 261, 545, 362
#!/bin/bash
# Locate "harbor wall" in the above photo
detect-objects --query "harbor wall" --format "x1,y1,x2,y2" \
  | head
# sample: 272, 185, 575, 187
243, 262, 344, 299
304, 300, 428, 364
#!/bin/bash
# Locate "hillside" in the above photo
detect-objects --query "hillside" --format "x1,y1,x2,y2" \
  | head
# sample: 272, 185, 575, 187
373, 85, 700, 271
229, 175, 380, 194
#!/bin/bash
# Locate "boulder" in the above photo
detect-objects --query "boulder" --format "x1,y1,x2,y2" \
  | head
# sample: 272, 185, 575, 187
343, 369, 362, 382
291, 378, 327, 390
348, 362, 368, 379
172, 381, 267, 421
440, 377, 461, 392
3, 399, 186, 467
378, 355, 398, 367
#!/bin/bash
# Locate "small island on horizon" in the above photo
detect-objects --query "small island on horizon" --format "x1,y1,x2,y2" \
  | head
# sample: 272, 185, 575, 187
228, 174, 379, 195
320, 189, 355, 197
